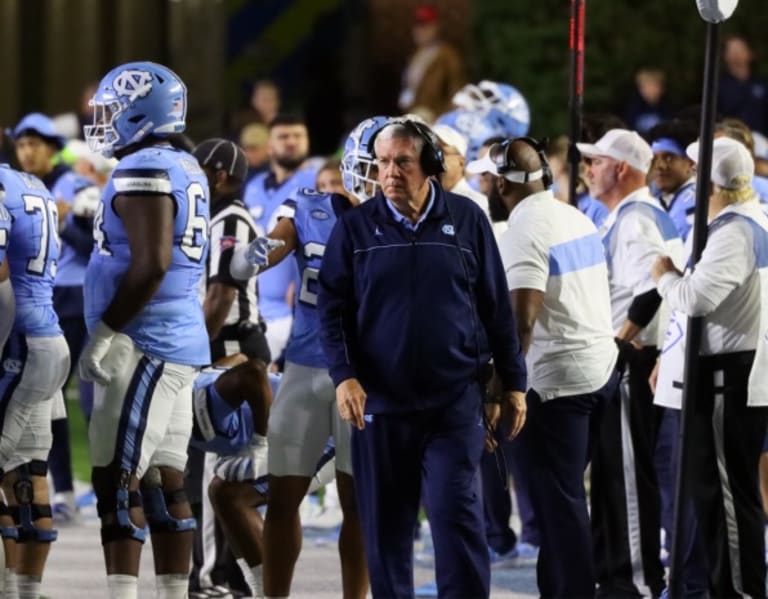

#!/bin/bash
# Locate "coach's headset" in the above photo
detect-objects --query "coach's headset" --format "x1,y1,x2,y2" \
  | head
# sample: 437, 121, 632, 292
367, 118, 447, 177
489, 136, 553, 188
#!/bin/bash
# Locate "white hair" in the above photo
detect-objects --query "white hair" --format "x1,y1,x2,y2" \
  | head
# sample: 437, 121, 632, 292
373, 123, 424, 156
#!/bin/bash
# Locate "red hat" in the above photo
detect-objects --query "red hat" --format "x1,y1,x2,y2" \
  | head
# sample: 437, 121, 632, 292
414, 4, 439, 24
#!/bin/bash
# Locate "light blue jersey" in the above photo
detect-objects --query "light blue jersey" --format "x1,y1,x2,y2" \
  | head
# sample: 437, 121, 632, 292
280, 190, 352, 368
0, 165, 61, 336
49, 169, 99, 287
84, 146, 210, 366
243, 167, 316, 322
191, 367, 281, 455
0, 203, 10, 265
659, 180, 696, 241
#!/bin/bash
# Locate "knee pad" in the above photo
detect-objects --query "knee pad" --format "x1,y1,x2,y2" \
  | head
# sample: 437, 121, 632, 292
0, 503, 18, 542
93, 465, 146, 545
140, 467, 196, 534
10, 461, 56, 543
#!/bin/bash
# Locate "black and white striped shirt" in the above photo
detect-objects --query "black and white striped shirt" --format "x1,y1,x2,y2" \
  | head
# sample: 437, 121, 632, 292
205, 197, 262, 357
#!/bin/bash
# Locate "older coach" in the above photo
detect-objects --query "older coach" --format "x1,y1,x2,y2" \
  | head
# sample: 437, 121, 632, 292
317, 119, 527, 599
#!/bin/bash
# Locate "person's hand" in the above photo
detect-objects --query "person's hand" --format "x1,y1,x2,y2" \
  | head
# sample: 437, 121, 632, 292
79, 321, 116, 385
245, 236, 286, 267
501, 390, 527, 440
651, 255, 680, 283
336, 378, 367, 430
483, 403, 500, 452
649, 358, 661, 394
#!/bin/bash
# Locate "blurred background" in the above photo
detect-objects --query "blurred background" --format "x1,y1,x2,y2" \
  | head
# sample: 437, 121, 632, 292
1, 0, 768, 154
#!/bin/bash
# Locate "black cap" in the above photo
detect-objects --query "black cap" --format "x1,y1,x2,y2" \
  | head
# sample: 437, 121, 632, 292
192, 138, 248, 182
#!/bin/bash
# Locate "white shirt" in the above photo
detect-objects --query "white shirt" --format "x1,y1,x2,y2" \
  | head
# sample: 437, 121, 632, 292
498, 190, 617, 400
655, 200, 768, 408
600, 187, 684, 346
451, 178, 490, 219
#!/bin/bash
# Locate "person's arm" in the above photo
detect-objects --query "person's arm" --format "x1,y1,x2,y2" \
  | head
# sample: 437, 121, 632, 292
317, 217, 367, 430
204, 283, 237, 339
510, 289, 544, 355
475, 217, 527, 438
0, 259, 15, 349
101, 193, 174, 330
80, 192, 174, 384
59, 214, 94, 257
652, 221, 752, 317
614, 210, 672, 340
229, 215, 296, 281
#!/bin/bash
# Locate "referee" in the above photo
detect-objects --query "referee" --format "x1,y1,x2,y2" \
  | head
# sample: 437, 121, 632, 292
468, 138, 617, 597
190, 138, 270, 597
653, 137, 768, 598
577, 129, 683, 598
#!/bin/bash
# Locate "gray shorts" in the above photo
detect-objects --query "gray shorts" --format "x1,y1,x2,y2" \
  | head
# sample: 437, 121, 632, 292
267, 361, 352, 476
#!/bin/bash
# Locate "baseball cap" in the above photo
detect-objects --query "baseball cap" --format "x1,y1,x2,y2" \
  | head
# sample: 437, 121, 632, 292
193, 138, 248, 182
414, 4, 439, 24
686, 137, 754, 190
576, 128, 653, 174
13, 112, 66, 149
432, 124, 468, 157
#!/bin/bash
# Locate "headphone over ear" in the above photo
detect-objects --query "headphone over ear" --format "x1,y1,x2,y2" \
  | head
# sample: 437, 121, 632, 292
368, 119, 447, 177
491, 136, 553, 188
513, 136, 553, 188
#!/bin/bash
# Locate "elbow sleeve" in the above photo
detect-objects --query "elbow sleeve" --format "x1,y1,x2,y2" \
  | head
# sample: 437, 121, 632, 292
628, 288, 662, 328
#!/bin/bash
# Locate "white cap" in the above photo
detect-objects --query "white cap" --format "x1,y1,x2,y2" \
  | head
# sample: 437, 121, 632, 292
432, 124, 468, 157
465, 142, 544, 183
65, 139, 118, 174
576, 128, 654, 174
686, 137, 755, 190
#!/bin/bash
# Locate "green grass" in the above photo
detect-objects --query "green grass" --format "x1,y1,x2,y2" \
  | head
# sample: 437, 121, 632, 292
64, 379, 91, 483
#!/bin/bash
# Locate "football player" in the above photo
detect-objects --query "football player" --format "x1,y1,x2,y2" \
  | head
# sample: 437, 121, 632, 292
0, 165, 70, 599
81, 61, 210, 599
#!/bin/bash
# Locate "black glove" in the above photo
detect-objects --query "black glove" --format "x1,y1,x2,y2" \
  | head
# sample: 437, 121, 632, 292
614, 337, 636, 376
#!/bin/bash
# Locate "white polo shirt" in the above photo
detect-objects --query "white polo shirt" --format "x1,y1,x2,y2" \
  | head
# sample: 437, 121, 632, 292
498, 190, 617, 400
600, 187, 684, 347
655, 200, 768, 408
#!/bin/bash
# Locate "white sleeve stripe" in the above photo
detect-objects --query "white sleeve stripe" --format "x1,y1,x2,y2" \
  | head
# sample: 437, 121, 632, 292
193, 390, 217, 442
275, 204, 296, 220
113, 177, 172, 194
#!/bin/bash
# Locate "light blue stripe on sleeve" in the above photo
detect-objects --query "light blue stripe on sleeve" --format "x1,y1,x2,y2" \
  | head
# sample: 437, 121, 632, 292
548, 232, 606, 276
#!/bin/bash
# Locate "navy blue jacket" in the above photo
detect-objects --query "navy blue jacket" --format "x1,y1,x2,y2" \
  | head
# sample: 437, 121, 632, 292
318, 181, 526, 413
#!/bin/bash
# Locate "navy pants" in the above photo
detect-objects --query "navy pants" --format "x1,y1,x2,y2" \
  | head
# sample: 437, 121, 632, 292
520, 374, 616, 598
481, 430, 539, 554
352, 387, 489, 599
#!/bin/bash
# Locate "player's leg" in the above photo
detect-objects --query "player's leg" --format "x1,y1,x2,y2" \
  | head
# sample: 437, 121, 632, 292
89, 335, 194, 597
146, 369, 199, 597
0, 335, 69, 599
212, 357, 271, 436
263, 362, 328, 596
330, 376, 368, 599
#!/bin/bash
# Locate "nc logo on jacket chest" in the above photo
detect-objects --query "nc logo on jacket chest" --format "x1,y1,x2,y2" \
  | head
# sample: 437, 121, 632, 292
442, 224, 455, 236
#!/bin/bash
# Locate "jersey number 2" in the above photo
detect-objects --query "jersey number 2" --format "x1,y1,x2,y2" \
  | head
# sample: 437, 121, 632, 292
298, 242, 325, 306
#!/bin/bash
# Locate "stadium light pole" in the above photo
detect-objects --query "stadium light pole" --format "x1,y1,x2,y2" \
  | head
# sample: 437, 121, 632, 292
668, 2, 739, 597
567, 0, 585, 207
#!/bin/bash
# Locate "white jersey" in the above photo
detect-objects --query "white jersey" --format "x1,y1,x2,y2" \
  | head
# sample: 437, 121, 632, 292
600, 187, 684, 346
498, 190, 617, 400
655, 200, 768, 408
451, 178, 490, 220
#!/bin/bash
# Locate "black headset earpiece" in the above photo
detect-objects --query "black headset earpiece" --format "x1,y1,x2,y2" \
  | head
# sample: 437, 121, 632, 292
367, 119, 446, 177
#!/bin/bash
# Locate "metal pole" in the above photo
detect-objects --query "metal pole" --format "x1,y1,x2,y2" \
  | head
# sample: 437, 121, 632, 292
668, 19, 721, 599
567, 0, 585, 206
